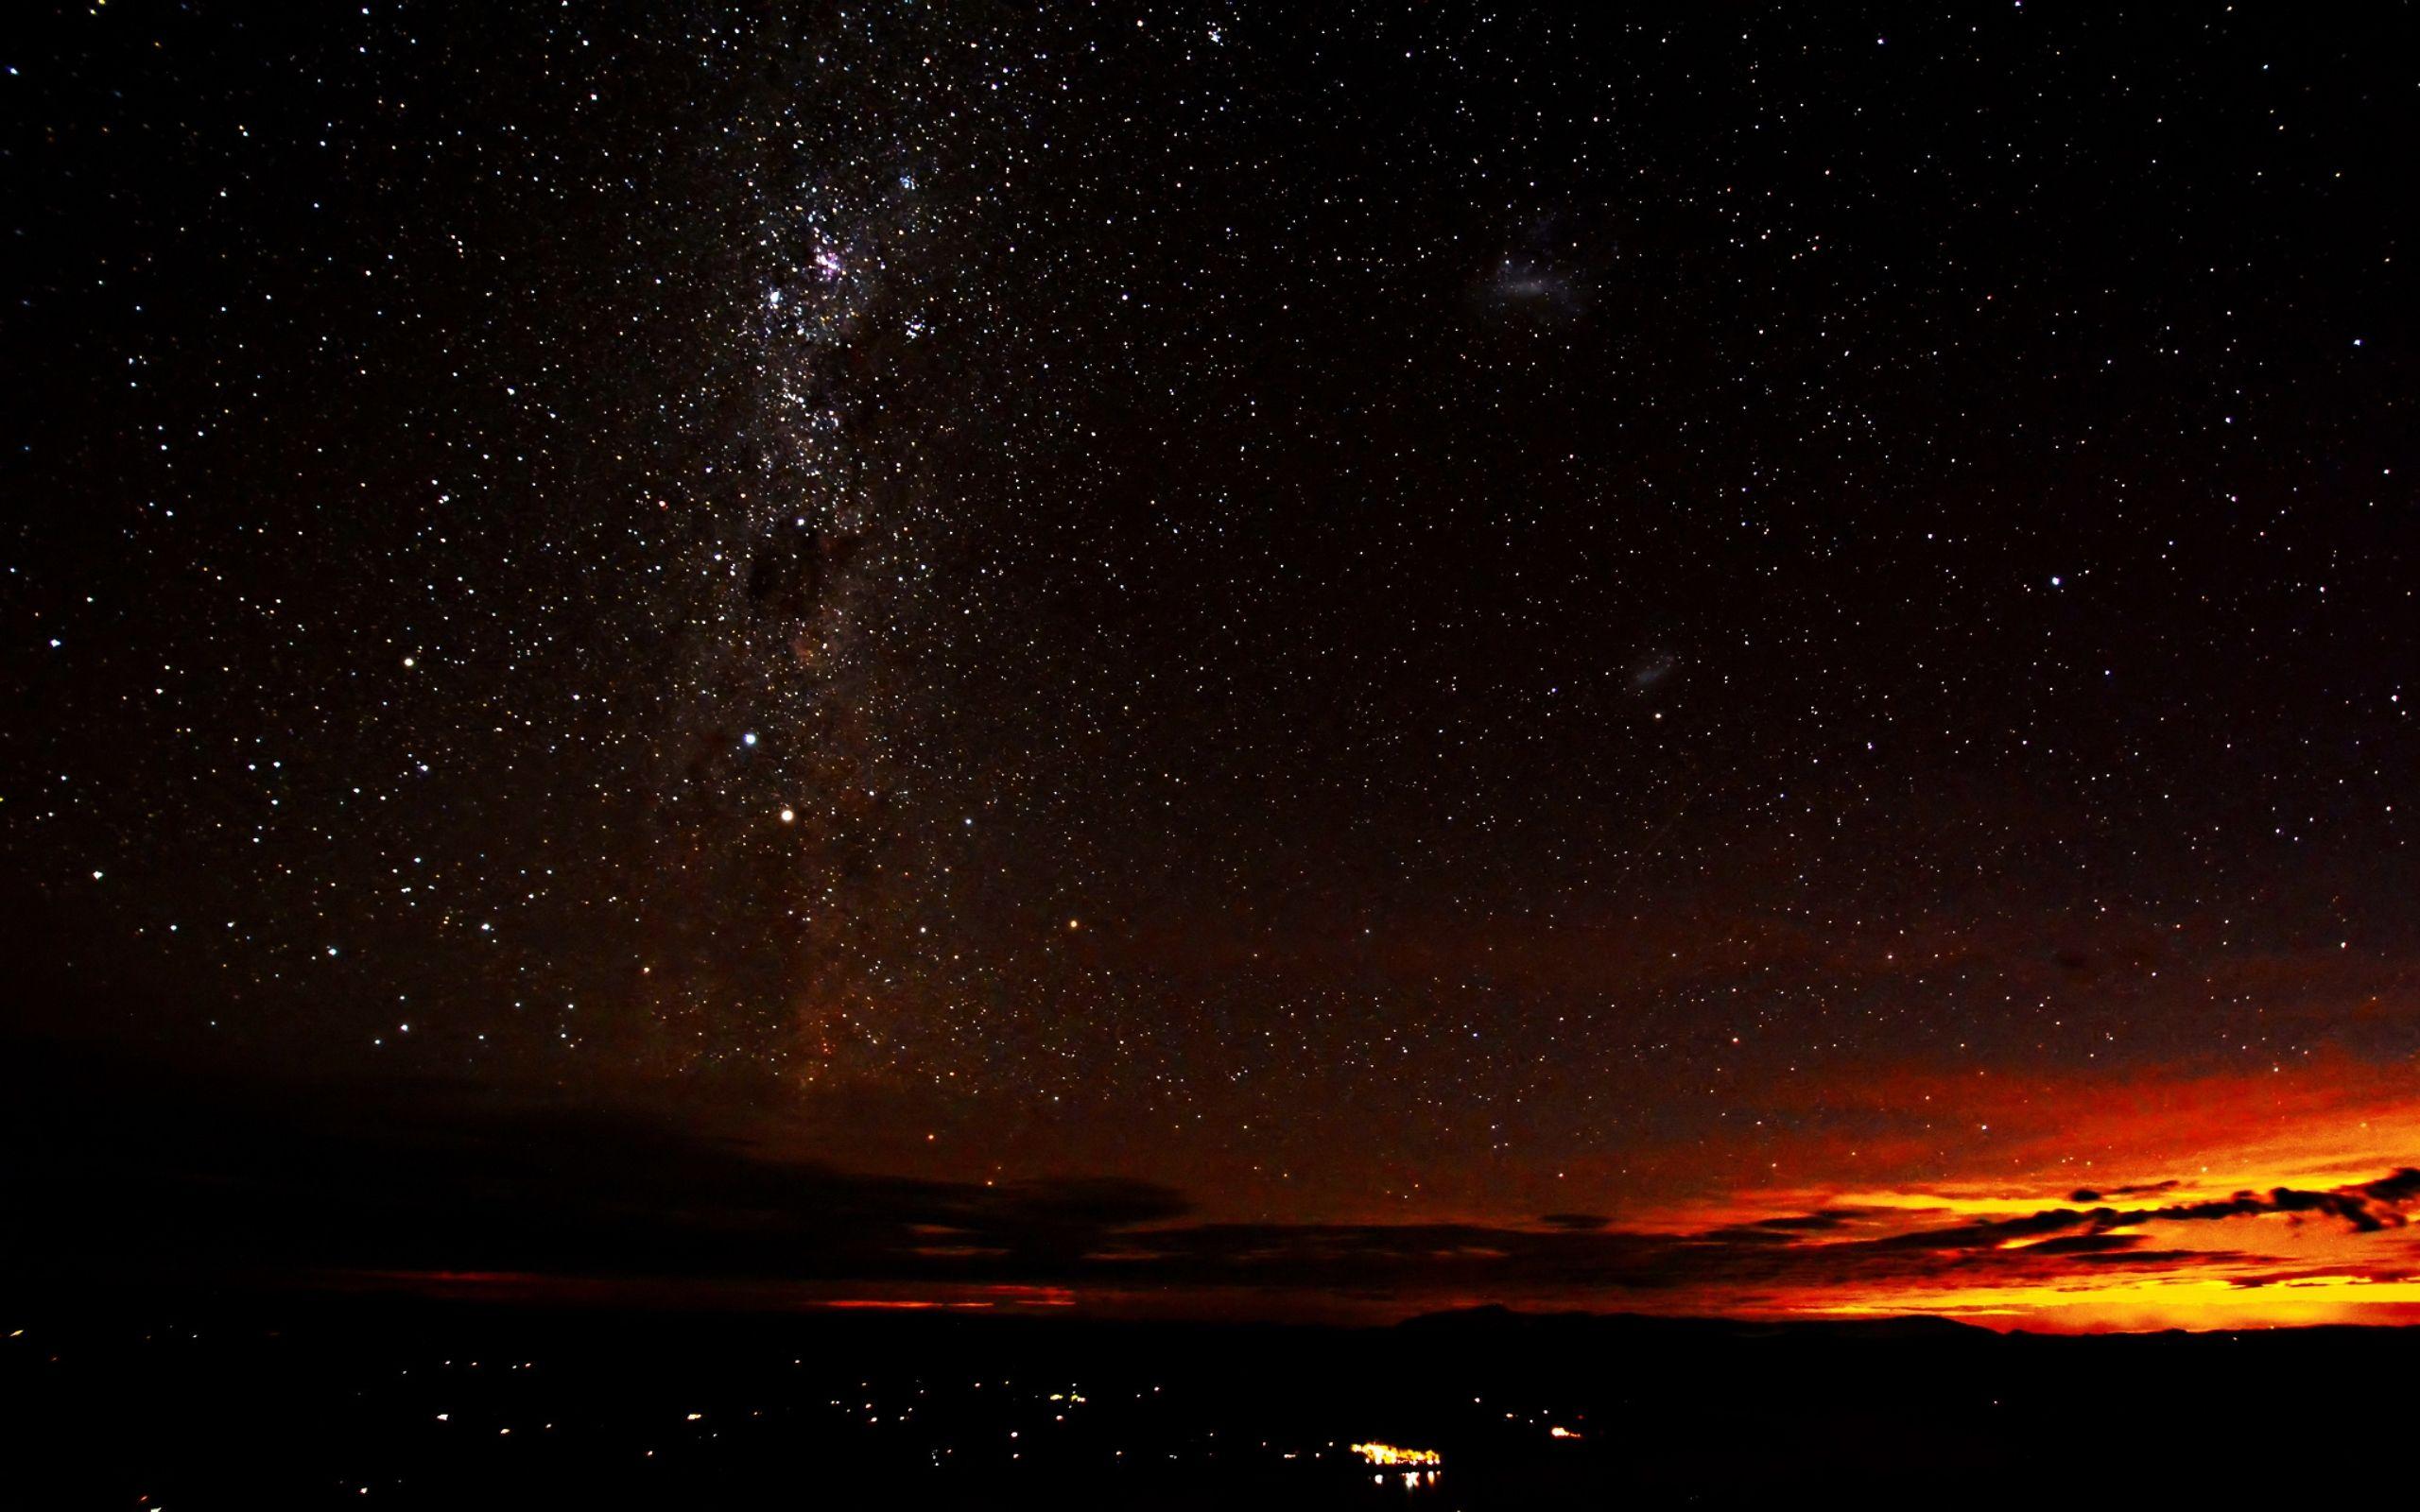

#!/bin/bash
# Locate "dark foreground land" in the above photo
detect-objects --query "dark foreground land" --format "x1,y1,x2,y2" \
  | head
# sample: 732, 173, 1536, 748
7, 1296, 2411, 1509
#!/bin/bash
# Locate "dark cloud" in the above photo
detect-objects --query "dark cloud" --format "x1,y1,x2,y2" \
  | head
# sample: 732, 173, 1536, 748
1866, 1207, 2099, 1253
2356, 1169, 2420, 1206
2069, 1180, 2182, 1204
2126, 1179, 2420, 1236
1866, 1175, 2420, 1263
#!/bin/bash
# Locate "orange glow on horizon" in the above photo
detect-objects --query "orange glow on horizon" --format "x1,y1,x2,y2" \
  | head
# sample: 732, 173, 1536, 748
1588, 1055, 2420, 1332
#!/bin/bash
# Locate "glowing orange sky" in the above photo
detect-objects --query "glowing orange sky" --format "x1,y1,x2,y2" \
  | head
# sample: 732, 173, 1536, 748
1505, 1055, 2420, 1330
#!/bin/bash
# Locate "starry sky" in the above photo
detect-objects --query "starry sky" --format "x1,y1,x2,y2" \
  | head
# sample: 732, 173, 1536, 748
6, 3, 2418, 1329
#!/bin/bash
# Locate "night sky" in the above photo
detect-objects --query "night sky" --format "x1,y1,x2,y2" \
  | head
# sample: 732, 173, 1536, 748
7, 3, 2418, 1329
